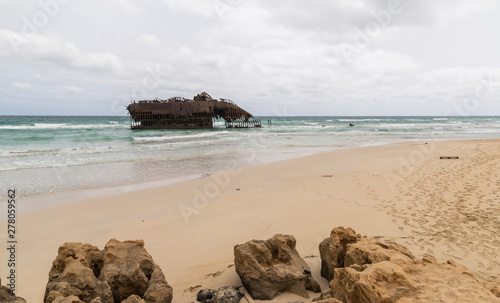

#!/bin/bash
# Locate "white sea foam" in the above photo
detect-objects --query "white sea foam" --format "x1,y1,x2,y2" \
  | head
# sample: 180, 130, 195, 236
338, 118, 385, 122
3, 115, 500, 196
0, 123, 125, 130
133, 131, 229, 142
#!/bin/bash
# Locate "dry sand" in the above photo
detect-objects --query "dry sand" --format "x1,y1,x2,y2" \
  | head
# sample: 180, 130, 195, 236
1, 139, 499, 302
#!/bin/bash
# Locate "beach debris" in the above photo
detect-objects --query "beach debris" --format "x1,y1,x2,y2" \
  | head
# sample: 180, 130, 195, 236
233, 234, 321, 300
196, 286, 244, 303
44, 239, 173, 303
0, 279, 27, 303
440, 156, 459, 159
320, 226, 500, 303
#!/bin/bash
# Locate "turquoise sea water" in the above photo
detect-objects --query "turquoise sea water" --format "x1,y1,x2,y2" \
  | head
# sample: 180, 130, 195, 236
1, 115, 500, 196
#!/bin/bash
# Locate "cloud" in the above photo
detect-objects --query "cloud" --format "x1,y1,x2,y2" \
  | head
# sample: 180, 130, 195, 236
11, 82, 32, 89
0, 0, 499, 115
0, 30, 123, 72
135, 34, 160, 45
395, 0, 497, 25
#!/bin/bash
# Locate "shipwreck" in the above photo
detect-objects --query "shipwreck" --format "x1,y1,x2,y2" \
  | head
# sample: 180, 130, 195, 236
126, 92, 261, 129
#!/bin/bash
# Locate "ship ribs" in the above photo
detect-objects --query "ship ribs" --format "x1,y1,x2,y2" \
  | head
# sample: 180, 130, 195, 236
126, 92, 261, 129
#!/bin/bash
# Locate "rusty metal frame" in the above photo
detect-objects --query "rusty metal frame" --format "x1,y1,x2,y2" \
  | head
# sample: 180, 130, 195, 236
126, 92, 261, 129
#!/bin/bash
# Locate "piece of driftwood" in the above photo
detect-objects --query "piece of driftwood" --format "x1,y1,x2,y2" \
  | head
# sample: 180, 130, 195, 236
440, 156, 459, 159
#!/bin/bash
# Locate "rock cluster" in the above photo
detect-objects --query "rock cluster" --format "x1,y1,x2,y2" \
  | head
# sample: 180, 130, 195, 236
40, 228, 500, 302
234, 234, 321, 300
44, 239, 173, 303
320, 226, 500, 303
196, 286, 243, 303
0, 279, 27, 303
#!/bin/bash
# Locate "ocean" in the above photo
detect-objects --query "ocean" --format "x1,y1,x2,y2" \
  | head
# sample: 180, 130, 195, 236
1, 115, 500, 197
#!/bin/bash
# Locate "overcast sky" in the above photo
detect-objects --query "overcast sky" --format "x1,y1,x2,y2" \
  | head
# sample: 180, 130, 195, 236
1, 0, 499, 116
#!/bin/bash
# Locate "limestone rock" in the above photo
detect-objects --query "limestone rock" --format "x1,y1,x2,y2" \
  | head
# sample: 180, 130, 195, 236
0, 278, 27, 303
234, 234, 321, 300
196, 286, 243, 303
313, 291, 333, 301
52, 295, 84, 303
44, 239, 173, 303
320, 226, 500, 303
0, 288, 26, 303
312, 291, 343, 303
319, 226, 359, 281
314, 299, 343, 303
121, 295, 146, 303
344, 239, 416, 269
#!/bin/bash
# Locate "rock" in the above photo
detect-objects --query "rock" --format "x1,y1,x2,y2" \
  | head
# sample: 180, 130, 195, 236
314, 299, 343, 303
121, 295, 146, 303
196, 286, 243, 303
52, 295, 84, 303
320, 226, 500, 303
312, 291, 343, 303
0, 279, 27, 303
234, 234, 321, 300
319, 226, 359, 281
348, 123, 354, 127
44, 239, 173, 303
313, 291, 333, 301
344, 239, 416, 268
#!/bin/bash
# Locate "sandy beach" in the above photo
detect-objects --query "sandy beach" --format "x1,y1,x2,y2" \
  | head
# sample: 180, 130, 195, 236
3, 139, 500, 302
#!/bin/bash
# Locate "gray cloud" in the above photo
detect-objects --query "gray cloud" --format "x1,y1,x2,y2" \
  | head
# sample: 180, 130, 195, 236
0, 0, 499, 115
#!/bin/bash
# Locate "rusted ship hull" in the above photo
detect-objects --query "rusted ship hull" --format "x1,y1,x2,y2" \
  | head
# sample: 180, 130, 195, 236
126, 92, 261, 129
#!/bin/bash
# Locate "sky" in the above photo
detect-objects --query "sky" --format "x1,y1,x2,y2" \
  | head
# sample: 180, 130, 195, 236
1, 0, 499, 116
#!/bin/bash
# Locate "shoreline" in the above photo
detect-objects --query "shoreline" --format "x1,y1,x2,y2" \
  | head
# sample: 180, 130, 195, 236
2, 138, 500, 302
4, 144, 347, 215
6, 137, 417, 212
